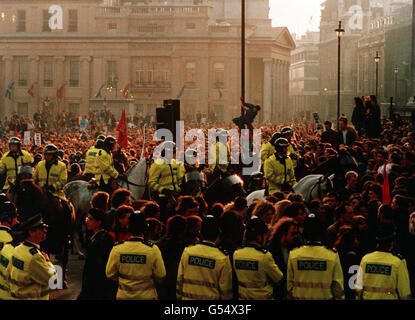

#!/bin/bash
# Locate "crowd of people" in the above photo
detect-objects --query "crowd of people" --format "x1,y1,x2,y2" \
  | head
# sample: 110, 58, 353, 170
0, 99, 414, 301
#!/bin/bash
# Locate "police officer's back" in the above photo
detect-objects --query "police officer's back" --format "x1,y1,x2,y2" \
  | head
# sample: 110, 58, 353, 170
233, 217, 283, 300
7, 215, 57, 300
176, 216, 233, 300
287, 214, 344, 300
356, 223, 411, 300
0, 201, 19, 300
106, 211, 166, 300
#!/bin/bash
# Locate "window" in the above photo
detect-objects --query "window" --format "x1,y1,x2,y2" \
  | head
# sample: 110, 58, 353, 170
214, 62, 225, 86
69, 61, 79, 87
42, 10, 51, 32
69, 103, 80, 115
108, 23, 117, 31
107, 61, 117, 86
18, 61, 27, 87
16, 10, 26, 32
17, 103, 28, 116
68, 10, 78, 32
186, 62, 196, 84
43, 62, 53, 87
136, 70, 145, 85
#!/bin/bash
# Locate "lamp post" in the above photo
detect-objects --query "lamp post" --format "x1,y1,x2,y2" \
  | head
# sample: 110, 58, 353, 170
335, 21, 345, 124
374, 51, 380, 98
394, 65, 399, 108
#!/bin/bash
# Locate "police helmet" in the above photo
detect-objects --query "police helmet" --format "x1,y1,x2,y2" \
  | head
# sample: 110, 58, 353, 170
34, 153, 42, 162
281, 126, 293, 136
0, 201, 17, 222
62, 159, 69, 167
273, 137, 290, 151
97, 134, 106, 141
75, 151, 82, 159
270, 132, 282, 145
70, 163, 81, 175
303, 213, 325, 242
95, 138, 105, 149
43, 144, 58, 156
9, 137, 21, 148
246, 216, 268, 236
103, 136, 117, 150
69, 153, 77, 161
128, 210, 148, 235
58, 149, 64, 159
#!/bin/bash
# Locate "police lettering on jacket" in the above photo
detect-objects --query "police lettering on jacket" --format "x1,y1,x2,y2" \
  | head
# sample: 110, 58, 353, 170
188, 256, 216, 269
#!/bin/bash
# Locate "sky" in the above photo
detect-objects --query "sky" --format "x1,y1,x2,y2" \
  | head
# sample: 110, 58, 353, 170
269, 0, 325, 38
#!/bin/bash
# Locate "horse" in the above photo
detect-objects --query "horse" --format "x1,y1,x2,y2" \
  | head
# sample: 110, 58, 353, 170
64, 157, 149, 256
246, 174, 334, 205
246, 150, 357, 205
203, 174, 246, 207
7, 178, 76, 287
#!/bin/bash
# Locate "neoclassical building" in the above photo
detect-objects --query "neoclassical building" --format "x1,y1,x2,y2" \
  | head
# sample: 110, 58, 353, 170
0, 0, 294, 122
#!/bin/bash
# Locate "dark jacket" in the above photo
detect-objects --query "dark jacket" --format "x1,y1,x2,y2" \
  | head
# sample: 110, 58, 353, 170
336, 127, 357, 147
78, 229, 116, 300
156, 236, 186, 300
321, 128, 337, 147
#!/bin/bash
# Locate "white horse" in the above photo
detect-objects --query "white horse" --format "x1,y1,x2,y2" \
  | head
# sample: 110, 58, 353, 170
247, 174, 334, 205
64, 158, 149, 256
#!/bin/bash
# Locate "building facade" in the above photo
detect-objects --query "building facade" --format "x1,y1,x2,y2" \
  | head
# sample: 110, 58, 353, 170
289, 31, 320, 122
0, 0, 295, 123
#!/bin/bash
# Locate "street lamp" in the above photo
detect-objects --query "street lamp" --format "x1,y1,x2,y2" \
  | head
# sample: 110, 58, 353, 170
374, 51, 381, 97
394, 65, 399, 108
335, 21, 345, 124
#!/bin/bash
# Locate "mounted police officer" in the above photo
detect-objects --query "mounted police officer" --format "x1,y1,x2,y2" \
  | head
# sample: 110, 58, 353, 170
176, 215, 233, 300
95, 136, 120, 195
7, 214, 57, 300
233, 216, 283, 300
148, 141, 185, 223
0, 137, 33, 192
281, 127, 302, 177
84, 136, 105, 180
106, 211, 166, 300
0, 201, 18, 299
264, 138, 296, 195
287, 214, 345, 300
182, 148, 206, 197
260, 132, 281, 167
356, 224, 411, 300
208, 129, 231, 182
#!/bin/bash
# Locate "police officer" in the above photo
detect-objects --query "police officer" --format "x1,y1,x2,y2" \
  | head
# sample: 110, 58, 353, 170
33, 144, 68, 202
7, 214, 57, 300
287, 213, 344, 300
95, 136, 120, 195
264, 138, 296, 195
356, 224, 411, 300
281, 127, 301, 171
233, 216, 283, 300
106, 211, 166, 300
84, 136, 105, 180
148, 141, 185, 222
0, 137, 33, 192
208, 129, 231, 180
176, 216, 233, 300
0, 201, 18, 299
260, 132, 280, 166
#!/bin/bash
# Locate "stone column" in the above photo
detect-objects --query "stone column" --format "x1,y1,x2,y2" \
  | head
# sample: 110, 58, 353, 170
2, 56, 14, 117
263, 58, 272, 123
28, 55, 40, 115
277, 59, 283, 121
54, 56, 65, 112
200, 55, 209, 117
80, 56, 92, 116
272, 59, 278, 123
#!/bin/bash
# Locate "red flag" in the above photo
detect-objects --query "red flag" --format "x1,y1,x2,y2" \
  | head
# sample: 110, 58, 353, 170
27, 81, 38, 97
122, 83, 131, 98
382, 163, 390, 204
14, 127, 21, 138
56, 83, 66, 102
116, 109, 128, 149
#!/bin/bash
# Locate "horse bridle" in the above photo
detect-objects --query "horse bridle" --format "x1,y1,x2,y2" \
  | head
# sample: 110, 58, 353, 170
116, 159, 151, 201
308, 174, 331, 201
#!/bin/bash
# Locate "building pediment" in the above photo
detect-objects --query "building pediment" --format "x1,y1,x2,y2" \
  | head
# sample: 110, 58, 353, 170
273, 27, 296, 50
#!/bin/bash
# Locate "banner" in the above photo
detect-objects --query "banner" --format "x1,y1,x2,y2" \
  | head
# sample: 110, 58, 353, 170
34, 133, 42, 146
116, 109, 128, 149
23, 131, 31, 145
313, 112, 323, 130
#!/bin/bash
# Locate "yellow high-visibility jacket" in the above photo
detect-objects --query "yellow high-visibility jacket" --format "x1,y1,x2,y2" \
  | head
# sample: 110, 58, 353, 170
95, 149, 119, 185
287, 242, 345, 300
264, 154, 296, 194
0, 150, 33, 190
33, 160, 67, 200
106, 237, 166, 300
148, 158, 185, 197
